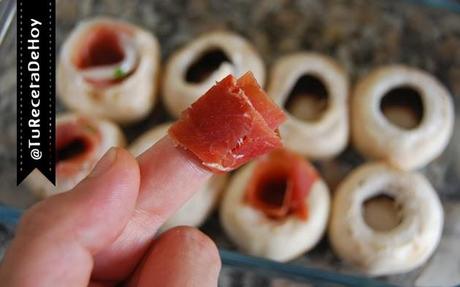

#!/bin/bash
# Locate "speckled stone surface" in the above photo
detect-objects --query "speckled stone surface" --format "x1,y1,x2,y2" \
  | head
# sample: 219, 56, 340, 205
1, 0, 460, 286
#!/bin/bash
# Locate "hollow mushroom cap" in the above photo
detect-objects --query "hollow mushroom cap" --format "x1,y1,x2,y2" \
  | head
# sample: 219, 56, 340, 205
57, 17, 160, 124
267, 53, 349, 159
27, 113, 125, 198
329, 162, 443, 276
162, 31, 265, 118
220, 162, 330, 262
351, 65, 454, 170
129, 123, 227, 231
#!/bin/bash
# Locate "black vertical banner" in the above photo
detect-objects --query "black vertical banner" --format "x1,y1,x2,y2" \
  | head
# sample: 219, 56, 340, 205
17, 0, 56, 185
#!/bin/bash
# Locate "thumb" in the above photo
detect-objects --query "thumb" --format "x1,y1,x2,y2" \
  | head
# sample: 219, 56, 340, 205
0, 147, 140, 287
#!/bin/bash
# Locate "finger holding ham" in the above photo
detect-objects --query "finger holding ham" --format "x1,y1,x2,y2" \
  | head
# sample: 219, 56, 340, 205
128, 123, 227, 232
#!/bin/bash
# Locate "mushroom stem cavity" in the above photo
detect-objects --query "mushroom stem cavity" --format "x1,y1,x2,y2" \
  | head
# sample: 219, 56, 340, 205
185, 48, 231, 83
380, 86, 424, 130
363, 194, 402, 232
285, 74, 329, 122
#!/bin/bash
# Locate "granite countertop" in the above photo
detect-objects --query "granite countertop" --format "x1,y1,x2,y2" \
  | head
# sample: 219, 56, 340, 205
1, 0, 460, 286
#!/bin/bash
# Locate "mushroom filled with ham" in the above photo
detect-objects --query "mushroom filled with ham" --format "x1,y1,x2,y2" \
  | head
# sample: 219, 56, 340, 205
129, 123, 227, 232
220, 149, 330, 262
57, 18, 160, 124
27, 113, 125, 198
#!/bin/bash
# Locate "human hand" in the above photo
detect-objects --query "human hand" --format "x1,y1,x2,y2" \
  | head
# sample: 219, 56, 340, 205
0, 137, 221, 287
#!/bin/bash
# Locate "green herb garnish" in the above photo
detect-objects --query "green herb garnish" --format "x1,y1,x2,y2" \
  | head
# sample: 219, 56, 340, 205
114, 67, 126, 79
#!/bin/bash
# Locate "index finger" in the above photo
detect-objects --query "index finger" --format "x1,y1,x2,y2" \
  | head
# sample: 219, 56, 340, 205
136, 136, 212, 220
91, 136, 213, 280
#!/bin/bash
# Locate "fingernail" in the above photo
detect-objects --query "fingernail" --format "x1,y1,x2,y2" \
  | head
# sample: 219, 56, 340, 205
90, 147, 117, 177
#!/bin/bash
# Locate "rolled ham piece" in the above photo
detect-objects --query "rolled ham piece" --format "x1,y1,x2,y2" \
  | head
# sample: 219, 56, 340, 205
245, 148, 318, 220
169, 72, 286, 172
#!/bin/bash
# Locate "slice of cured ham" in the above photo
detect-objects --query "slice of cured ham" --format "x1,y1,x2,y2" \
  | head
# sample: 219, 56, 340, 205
169, 72, 286, 172
245, 149, 317, 220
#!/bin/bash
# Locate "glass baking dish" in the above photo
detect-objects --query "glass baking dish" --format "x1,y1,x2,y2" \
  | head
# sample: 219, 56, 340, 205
1, 0, 460, 286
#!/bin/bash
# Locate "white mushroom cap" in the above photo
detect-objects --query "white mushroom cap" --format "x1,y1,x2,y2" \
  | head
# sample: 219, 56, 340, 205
26, 113, 125, 198
129, 123, 226, 231
329, 162, 444, 276
162, 31, 265, 118
352, 65, 454, 170
220, 162, 330, 262
268, 53, 349, 159
57, 17, 160, 124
